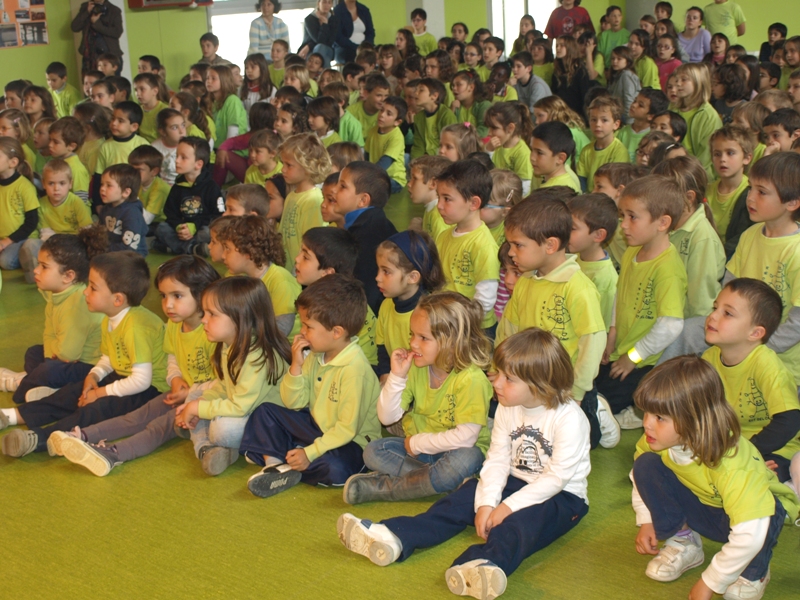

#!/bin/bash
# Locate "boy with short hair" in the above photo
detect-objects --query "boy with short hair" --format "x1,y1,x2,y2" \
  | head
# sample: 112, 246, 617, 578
365, 96, 407, 194
598, 6, 630, 65
198, 32, 231, 67
108, 75, 131, 104
96, 53, 120, 77
45, 62, 81, 119
760, 23, 787, 62
245, 129, 283, 185
342, 62, 367, 107
511, 51, 552, 114
410, 9, 437, 57
411, 78, 457, 158
48, 117, 91, 203
322, 81, 364, 146
81, 70, 104, 104
407, 155, 450, 239
155, 137, 224, 257
578, 96, 630, 191
239, 274, 381, 497
618, 89, 669, 162
651, 110, 687, 142
530, 121, 579, 192
787, 70, 800, 105
330, 161, 398, 313
128, 145, 171, 233
100, 164, 148, 257
595, 176, 687, 426
346, 73, 391, 142
477, 37, 505, 82
759, 61, 781, 92
137, 55, 161, 74
435, 160, 500, 332
294, 227, 377, 368
567, 193, 619, 331
762, 107, 800, 154
133, 73, 168, 144
592, 162, 643, 266
725, 152, 800, 387
269, 39, 289, 88
223, 183, 271, 217
703, 278, 800, 483
498, 198, 615, 449
704, 0, 747, 47
0, 251, 168, 457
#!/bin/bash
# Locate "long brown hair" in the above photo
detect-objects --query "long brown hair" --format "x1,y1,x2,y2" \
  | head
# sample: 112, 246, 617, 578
485, 102, 534, 146
205, 65, 238, 113
203, 277, 291, 386
173, 92, 211, 139
241, 53, 274, 101
554, 35, 584, 86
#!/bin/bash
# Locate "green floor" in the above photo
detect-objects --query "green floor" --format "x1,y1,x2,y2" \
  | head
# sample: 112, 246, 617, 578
1, 258, 798, 600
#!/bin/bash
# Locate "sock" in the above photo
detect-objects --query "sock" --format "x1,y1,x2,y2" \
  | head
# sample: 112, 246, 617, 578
263, 455, 283, 468
13, 372, 26, 384
1, 408, 18, 426
675, 528, 694, 540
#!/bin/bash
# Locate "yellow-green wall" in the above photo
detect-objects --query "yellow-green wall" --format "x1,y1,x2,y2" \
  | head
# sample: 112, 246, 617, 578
444, 0, 488, 38
361, 0, 407, 45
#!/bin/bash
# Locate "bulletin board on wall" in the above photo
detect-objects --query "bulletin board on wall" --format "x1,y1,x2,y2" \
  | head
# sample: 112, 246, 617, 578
0, 0, 48, 48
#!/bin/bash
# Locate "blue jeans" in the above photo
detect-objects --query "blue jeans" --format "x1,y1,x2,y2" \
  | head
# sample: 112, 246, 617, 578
190, 414, 250, 457
633, 453, 786, 581
152, 222, 210, 255
312, 43, 334, 68
363, 437, 484, 494
383, 476, 588, 575
12, 344, 94, 404
0, 240, 23, 270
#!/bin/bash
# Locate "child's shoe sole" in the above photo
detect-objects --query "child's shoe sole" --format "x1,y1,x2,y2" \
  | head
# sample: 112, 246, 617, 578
1, 430, 38, 457
247, 464, 302, 497
446, 560, 508, 600
201, 446, 239, 476
61, 438, 114, 476
25, 386, 58, 402
47, 431, 70, 457
336, 513, 398, 566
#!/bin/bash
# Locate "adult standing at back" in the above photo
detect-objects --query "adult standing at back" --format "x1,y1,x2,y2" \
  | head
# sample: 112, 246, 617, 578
248, 0, 290, 61
544, 0, 594, 40
71, 0, 124, 75
298, 0, 340, 68
333, 0, 375, 65
679, 7, 712, 64
704, 0, 746, 46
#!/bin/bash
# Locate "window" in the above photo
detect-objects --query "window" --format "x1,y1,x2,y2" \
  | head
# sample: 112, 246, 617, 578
491, 0, 557, 49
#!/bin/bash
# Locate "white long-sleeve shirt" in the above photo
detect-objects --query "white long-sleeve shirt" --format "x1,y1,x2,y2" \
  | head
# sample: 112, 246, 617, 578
89, 308, 152, 398
475, 400, 591, 513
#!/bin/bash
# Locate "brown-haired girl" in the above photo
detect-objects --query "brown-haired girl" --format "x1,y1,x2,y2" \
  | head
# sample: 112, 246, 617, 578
205, 65, 248, 145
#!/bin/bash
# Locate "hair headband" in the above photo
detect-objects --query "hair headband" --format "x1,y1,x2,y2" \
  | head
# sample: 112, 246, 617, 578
388, 231, 430, 275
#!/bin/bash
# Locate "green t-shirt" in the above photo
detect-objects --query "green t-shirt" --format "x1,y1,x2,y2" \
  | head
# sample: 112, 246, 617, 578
414, 32, 438, 57
0, 174, 39, 239
455, 100, 491, 139
570, 127, 591, 158
346, 101, 380, 142
533, 63, 554, 87
214, 95, 248, 146
704, 0, 746, 46
727, 224, 800, 382
612, 245, 687, 366
38, 191, 92, 235
49, 84, 81, 119
42, 284, 103, 364
139, 101, 168, 143
436, 223, 501, 328
681, 103, 723, 180
95, 136, 150, 174
376, 298, 412, 357
578, 254, 618, 331
703, 344, 800, 460
100, 306, 169, 393
488, 222, 505, 246
533, 169, 581, 193
634, 433, 800, 524
577, 137, 630, 191
401, 363, 492, 455
475, 64, 492, 83
279, 187, 326, 273
365, 126, 407, 186
616, 125, 650, 163
598, 28, 631, 64
493, 85, 519, 104
268, 64, 285, 88
140, 176, 172, 223
635, 56, 661, 90
669, 206, 725, 318
707, 175, 749, 242
162, 320, 216, 387
339, 110, 365, 146
65, 154, 90, 202
493, 138, 533, 184
244, 161, 282, 186
320, 130, 342, 148
411, 104, 457, 159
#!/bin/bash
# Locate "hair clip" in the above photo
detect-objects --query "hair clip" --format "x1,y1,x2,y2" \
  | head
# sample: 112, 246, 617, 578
464, 122, 471, 128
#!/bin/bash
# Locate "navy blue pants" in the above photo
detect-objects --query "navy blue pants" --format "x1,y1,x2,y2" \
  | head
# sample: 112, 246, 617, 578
16, 372, 159, 453
12, 345, 94, 404
594, 362, 653, 415
633, 453, 786, 581
580, 386, 601, 450
382, 476, 588, 575
239, 403, 366, 486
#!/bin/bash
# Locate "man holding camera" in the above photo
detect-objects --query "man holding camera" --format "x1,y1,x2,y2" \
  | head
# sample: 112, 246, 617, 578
71, 0, 124, 75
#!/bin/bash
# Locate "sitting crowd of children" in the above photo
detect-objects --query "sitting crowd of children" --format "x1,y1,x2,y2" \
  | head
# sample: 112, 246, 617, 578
1, 2, 800, 599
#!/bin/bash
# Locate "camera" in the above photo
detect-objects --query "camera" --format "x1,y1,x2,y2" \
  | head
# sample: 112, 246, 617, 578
91, 3, 108, 16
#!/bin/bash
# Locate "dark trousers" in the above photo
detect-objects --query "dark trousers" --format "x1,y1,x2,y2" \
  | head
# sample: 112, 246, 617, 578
633, 453, 785, 581
16, 372, 159, 453
580, 386, 601, 450
763, 454, 791, 483
239, 403, 366, 486
595, 362, 653, 414
383, 476, 588, 576
152, 223, 210, 255
12, 345, 94, 404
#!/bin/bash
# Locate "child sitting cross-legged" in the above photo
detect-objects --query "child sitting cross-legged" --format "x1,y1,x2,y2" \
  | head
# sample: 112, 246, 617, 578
337, 328, 591, 600
240, 274, 382, 498
344, 291, 493, 505
99, 164, 149, 257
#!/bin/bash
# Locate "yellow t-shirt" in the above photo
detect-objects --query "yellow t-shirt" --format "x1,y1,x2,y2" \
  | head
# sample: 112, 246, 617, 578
423, 202, 447, 241
577, 137, 630, 191
77, 138, 104, 176
244, 161, 282, 186
140, 177, 172, 223
577, 255, 618, 331
607, 224, 627, 268
96, 136, 150, 174
65, 154, 90, 203
376, 298, 412, 357
492, 138, 533, 183
42, 284, 103, 364
269, 64, 285, 88
346, 101, 380, 140
38, 192, 92, 234
139, 101, 169, 144
707, 175, 749, 243
488, 222, 505, 246
533, 63, 554, 87
364, 126, 406, 187
279, 187, 326, 272
533, 169, 581, 193
703, 344, 800, 460
0, 174, 39, 239
261, 263, 301, 338
162, 320, 216, 387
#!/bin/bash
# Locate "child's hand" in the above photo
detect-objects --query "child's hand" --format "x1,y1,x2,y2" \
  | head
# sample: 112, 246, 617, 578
764, 140, 781, 157
610, 354, 636, 380
389, 348, 415, 378
79, 373, 100, 405
175, 400, 200, 429
602, 327, 616, 365
688, 578, 714, 600
450, 99, 461, 110
286, 448, 310, 471
635, 523, 659, 555
216, 149, 229, 169
508, 75, 517, 87
177, 224, 193, 241
165, 377, 190, 406
765, 459, 779, 472
290, 334, 310, 376
585, 39, 597, 56
0, 238, 13, 251
78, 386, 103, 407
486, 137, 501, 152
403, 436, 417, 458
474, 505, 493, 541
488, 502, 512, 531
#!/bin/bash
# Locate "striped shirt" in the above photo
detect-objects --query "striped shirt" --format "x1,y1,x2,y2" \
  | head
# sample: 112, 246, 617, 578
248, 16, 290, 58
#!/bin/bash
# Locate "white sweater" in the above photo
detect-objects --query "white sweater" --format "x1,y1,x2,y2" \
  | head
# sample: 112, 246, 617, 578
474, 401, 591, 513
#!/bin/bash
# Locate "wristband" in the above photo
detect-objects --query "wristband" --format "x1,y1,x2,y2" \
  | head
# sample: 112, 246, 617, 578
627, 347, 643, 364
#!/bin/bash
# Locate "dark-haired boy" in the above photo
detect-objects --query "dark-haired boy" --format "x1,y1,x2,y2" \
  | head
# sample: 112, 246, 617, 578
759, 61, 781, 92
240, 274, 381, 497
331, 161, 397, 313
94, 102, 148, 191
133, 73, 168, 143
155, 137, 224, 256
100, 164, 148, 257
511, 51, 552, 114
411, 78, 457, 158
45, 62, 81, 118
129, 145, 171, 234
137, 55, 161, 74
651, 110, 687, 142
618, 89, 669, 162
322, 81, 364, 146
198, 32, 231, 67
703, 279, 800, 483
477, 36, 504, 82
598, 6, 630, 65
530, 121, 580, 192
763, 107, 800, 154
342, 62, 366, 107
760, 23, 787, 62
365, 96, 407, 194
49, 117, 91, 203
410, 8, 437, 57
346, 73, 391, 142
1, 251, 168, 457
96, 53, 120, 78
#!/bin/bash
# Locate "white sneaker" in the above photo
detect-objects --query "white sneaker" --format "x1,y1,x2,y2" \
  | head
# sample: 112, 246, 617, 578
723, 569, 770, 600
446, 559, 508, 600
0, 370, 24, 392
596, 394, 621, 448
336, 512, 401, 566
615, 406, 644, 430
47, 431, 72, 457
645, 531, 704, 582
25, 386, 58, 402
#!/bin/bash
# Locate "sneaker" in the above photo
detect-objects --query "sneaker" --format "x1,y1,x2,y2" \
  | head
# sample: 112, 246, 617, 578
247, 463, 302, 497
47, 430, 72, 457
1, 430, 38, 457
596, 394, 621, 449
25, 386, 58, 402
616, 406, 644, 430
193, 242, 209, 258
62, 438, 121, 477
336, 512, 401, 566
0, 370, 22, 392
446, 559, 508, 600
723, 569, 770, 600
200, 446, 239, 476
645, 531, 704, 582
0, 411, 9, 431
